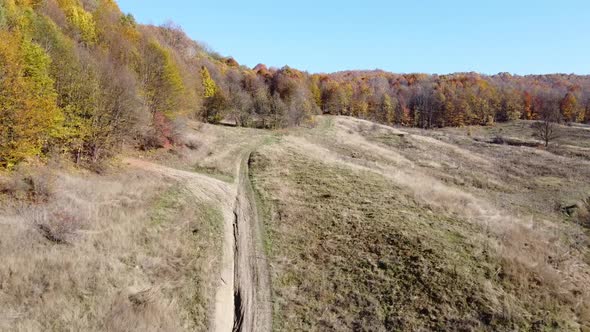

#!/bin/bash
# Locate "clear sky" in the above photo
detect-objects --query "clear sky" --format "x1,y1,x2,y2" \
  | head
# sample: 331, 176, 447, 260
116, 0, 590, 75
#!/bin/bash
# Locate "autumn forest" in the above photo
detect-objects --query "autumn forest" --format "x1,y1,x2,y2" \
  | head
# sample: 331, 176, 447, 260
1, 0, 589, 169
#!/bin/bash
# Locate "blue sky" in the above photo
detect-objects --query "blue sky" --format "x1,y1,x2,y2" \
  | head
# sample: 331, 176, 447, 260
117, 0, 590, 75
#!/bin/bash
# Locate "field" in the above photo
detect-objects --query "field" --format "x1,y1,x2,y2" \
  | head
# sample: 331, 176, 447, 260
1, 117, 590, 331
0, 166, 223, 331
250, 117, 590, 331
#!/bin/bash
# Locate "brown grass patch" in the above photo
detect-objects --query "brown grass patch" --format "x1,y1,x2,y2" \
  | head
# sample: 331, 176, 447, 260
250, 116, 590, 331
0, 165, 223, 331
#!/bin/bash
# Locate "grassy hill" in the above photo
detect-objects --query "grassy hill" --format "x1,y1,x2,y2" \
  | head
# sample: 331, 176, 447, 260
247, 117, 590, 331
2, 116, 589, 331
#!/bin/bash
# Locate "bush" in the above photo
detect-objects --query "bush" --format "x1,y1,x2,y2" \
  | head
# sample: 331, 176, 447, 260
34, 210, 80, 244
181, 136, 201, 150
137, 112, 183, 151
0, 165, 55, 202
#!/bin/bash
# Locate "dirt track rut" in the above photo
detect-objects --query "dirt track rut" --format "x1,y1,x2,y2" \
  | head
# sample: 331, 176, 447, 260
124, 156, 271, 332
232, 153, 272, 332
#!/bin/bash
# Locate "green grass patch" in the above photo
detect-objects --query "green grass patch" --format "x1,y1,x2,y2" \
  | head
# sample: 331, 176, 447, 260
150, 185, 185, 226
248, 152, 276, 258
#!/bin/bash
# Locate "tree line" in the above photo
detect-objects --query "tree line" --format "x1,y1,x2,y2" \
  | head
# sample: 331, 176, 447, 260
1, 0, 589, 169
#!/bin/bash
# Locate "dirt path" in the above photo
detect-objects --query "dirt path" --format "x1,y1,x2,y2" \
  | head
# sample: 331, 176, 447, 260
124, 156, 271, 332
232, 153, 272, 332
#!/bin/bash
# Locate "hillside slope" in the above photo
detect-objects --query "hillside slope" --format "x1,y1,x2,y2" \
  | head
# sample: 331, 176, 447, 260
249, 117, 590, 331
1, 116, 589, 331
0, 121, 270, 331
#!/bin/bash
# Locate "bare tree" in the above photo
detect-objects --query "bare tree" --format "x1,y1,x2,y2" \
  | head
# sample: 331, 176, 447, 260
533, 119, 559, 147
532, 92, 561, 147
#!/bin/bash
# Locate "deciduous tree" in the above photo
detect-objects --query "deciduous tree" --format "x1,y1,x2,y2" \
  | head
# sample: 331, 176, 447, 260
0, 33, 62, 168
560, 91, 580, 123
534, 93, 561, 147
201, 66, 217, 98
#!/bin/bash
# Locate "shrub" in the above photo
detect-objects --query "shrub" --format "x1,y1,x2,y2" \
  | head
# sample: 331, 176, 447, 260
138, 112, 179, 150
0, 165, 55, 202
182, 137, 201, 150
34, 210, 80, 244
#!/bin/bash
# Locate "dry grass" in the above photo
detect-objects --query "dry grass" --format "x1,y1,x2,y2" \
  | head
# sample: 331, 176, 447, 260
0, 164, 223, 331
250, 116, 590, 331
128, 120, 271, 181
1, 116, 589, 331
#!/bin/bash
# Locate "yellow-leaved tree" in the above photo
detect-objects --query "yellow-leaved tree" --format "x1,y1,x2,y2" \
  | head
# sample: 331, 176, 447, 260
200, 66, 227, 123
0, 3, 6, 29
57, 0, 97, 44
0, 31, 62, 168
560, 91, 581, 123
141, 40, 186, 116
201, 66, 217, 98
138, 39, 186, 147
